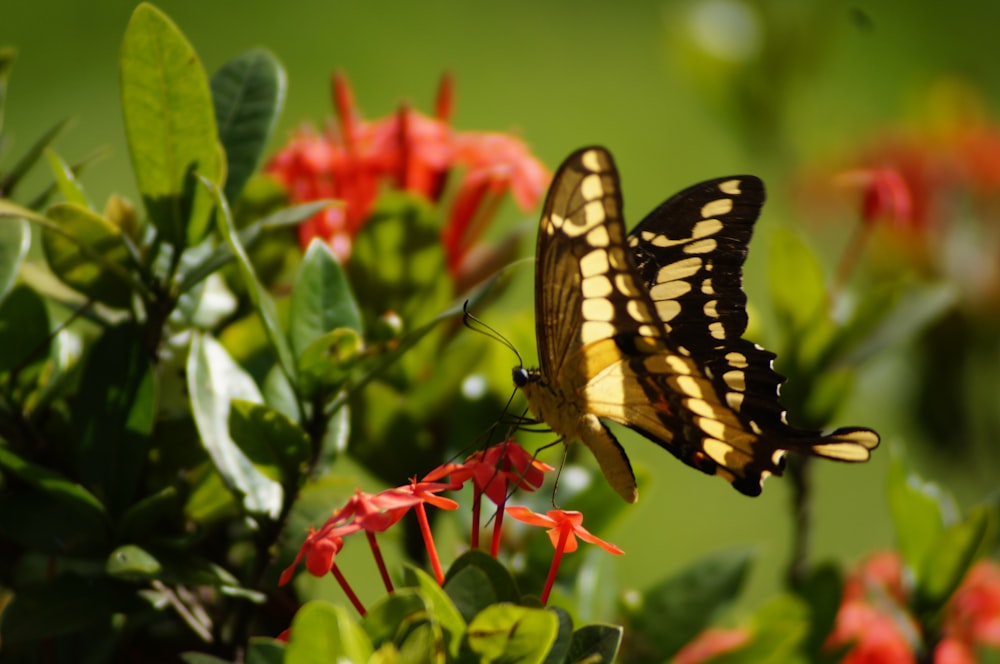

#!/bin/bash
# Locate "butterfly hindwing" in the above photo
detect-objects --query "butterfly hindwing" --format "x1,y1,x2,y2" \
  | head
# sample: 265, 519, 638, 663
517, 146, 879, 501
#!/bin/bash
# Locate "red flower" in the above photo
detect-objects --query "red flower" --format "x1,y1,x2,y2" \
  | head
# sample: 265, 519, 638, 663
279, 521, 360, 586
266, 72, 549, 275
941, 559, 1000, 650
505, 507, 623, 604
673, 627, 751, 664
839, 168, 915, 229
826, 599, 918, 664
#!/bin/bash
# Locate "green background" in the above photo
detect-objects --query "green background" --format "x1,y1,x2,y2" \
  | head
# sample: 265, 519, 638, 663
3, 0, 996, 611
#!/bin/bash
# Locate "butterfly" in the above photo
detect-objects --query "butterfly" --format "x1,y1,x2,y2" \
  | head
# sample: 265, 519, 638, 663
513, 146, 879, 502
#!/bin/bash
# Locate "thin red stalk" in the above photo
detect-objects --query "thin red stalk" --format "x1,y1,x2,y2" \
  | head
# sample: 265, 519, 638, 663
471, 485, 483, 549
331, 564, 367, 616
490, 500, 506, 557
366, 530, 394, 592
830, 218, 873, 308
540, 528, 570, 605
415, 503, 445, 585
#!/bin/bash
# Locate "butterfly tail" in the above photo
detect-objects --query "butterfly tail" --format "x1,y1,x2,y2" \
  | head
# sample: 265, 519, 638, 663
800, 426, 881, 462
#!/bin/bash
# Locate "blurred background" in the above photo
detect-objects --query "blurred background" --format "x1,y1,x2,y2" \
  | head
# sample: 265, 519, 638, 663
4, 0, 999, 612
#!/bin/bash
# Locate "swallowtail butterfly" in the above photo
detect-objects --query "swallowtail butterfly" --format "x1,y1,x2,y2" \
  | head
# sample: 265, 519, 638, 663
513, 147, 879, 502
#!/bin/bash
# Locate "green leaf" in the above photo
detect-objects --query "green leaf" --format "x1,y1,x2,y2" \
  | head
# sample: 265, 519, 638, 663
462, 604, 558, 664
106, 544, 248, 592
246, 638, 286, 664
297, 328, 363, 399
0, 117, 70, 198
187, 332, 282, 518
626, 547, 753, 660
45, 149, 89, 207
0, 446, 110, 553
541, 608, 573, 664
444, 550, 521, 623
286, 600, 374, 664
0, 283, 48, 375
177, 200, 334, 294
120, 2, 221, 248
887, 447, 950, 578
211, 48, 286, 202
795, 563, 843, 659
290, 239, 363, 359
767, 228, 827, 335
181, 654, 231, 664
0, 46, 15, 135
0, 216, 28, 303
228, 398, 310, 490
400, 565, 467, 659
709, 594, 810, 664
916, 505, 991, 614
208, 177, 299, 400
41, 203, 138, 307
363, 589, 434, 652
566, 624, 623, 664
115, 486, 180, 542
72, 323, 156, 516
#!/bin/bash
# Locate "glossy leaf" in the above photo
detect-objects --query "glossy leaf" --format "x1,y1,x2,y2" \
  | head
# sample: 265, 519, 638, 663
462, 604, 558, 664
120, 3, 221, 248
362, 589, 434, 652
285, 601, 373, 664
0, 283, 48, 375
444, 550, 521, 623
626, 547, 753, 660
767, 228, 828, 335
887, 447, 949, 578
45, 149, 88, 207
297, 328, 363, 399
177, 199, 334, 293
565, 624, 623, 664
72, 323, 156, 516
0, 216, 28, 303
245, 639, 286, 664
228, 398, 310, 490
916, 505, 991, 614
187, 332, 282, 518
41, 203, 138, 308
115, 486, 180, 543
541, 607, 573, 664
211, 48, 286, 202
290, 239, 363, 359
400, 565, 466, 658
710, 595, 810, 664
208, 177, 298, 397
796, 563, 844, 658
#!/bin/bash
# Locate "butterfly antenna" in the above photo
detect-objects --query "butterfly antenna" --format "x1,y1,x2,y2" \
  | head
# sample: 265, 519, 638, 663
463, 300, 523, 367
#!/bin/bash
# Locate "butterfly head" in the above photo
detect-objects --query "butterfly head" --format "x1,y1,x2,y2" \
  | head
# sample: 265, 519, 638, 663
512, 366, 536, 388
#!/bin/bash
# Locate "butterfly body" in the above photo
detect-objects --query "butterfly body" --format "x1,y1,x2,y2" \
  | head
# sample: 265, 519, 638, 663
516, 147, 878, 502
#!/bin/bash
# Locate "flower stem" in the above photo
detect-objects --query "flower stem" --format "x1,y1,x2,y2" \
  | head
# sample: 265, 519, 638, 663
471, 486, 482, 550
331, 564, 366, 616
415, 503, 445, 584
540, 529, 570, 605
490, 501, 505, 558
366, 531, 394, 592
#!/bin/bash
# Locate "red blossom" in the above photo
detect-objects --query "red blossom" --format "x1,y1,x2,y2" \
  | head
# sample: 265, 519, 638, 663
673, 627, 752, 664
265, 72, 549, 275
505, 507, 624, 556
825, 599, 918, 664
942, 559, 1000, 649
279, 521, 360, 586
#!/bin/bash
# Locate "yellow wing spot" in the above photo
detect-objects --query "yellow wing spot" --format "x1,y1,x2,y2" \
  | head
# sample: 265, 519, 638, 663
580, 249, 609, 278
693, 217, 724, 238
673, 375, 705, 399
718, 179, 742, 195
701, 278, 715, 295
581, 149, 605, 171
702, 438, 737, 466
627, 299, 653, 322
634, 336, 660, 353
584, 201, 607, 227
709, 321, 726, 339
725, 351, 749, 368
586, 224, 610, 247
547, 213, 565, 230
582, 275, 613, 298
701, 199, 733, 218
627, 236, 639, 247
580, 173, 604, 200
750, 420, 763, 435
650, 280, 692, 301
582, 298, 615, 321
665, 354, 693, 375
726, 391, 745, 410
723, 370, 746, 391
647, 233, 687, 248
581, 320, 616, 343
683, 238, 718, 255
657, 257, 702, 282
704, 300, 719, 318
638, 324, 658, 337
608, 247, 628, 269
685, 397, 722, 419
656, 300, 682, 322
615, 273, 641, 297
